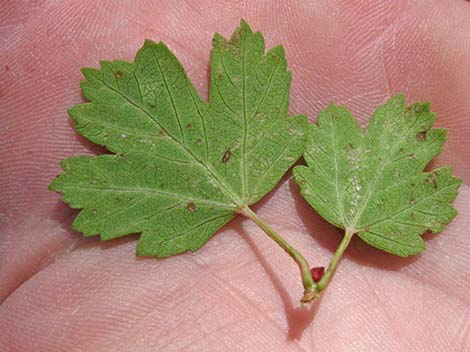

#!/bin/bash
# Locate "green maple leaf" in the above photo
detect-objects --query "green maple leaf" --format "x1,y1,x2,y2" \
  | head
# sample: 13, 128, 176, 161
50, 20, 308, 262
294, 95, 461, 256
293, 95, 461, 300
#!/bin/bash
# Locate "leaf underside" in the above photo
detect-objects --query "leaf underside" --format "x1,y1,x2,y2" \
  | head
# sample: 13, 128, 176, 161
50, 20, 307, 257
294, 95, 461, 256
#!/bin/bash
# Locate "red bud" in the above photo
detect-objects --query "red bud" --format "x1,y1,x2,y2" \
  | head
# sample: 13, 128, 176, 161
311, 266, 325, 283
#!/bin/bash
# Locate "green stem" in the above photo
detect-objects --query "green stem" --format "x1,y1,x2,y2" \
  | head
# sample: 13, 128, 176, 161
315, 228, 354, 293
239, 205, 316, 301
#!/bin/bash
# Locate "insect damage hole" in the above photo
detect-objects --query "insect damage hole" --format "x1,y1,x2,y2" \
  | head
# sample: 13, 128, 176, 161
187, 202, 197, 213
416, 131, 427, 141
426, 173, 438, 188
221, 149, 231, 163
115, 71, 123, 79
421, 229, 433, 236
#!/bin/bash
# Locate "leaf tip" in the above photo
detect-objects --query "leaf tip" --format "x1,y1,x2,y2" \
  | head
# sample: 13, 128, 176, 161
211, 32, 224, 46
143, 38, 156, 47
48, 178, 59, 192
269, 45, 286, 63
384, 93, 407, 111
454, 175, 463, 188
239, 18, 252, 32
394, 92, 406, 100
80, 67, 100, 82
67, 105, 81, 122
408, 242, 426, 257
325, 102, 337, 110
391, 92, 406, 103
135, 245, 146, 257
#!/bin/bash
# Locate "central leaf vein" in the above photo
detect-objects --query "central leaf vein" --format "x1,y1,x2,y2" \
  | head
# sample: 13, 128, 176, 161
94, 73, 241, 207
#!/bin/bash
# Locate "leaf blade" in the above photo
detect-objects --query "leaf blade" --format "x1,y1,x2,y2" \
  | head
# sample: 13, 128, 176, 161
294, 95, 461, 256
50, 21, 306, 257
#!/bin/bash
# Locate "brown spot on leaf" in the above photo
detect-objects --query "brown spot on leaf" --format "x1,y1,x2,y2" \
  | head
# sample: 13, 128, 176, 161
228, 30, 241, 46
92, 209, 97, 215
186, 123, 192, 129
195, 138, 202, 145
115, 71, 123, 79
409, 198, 415, 206
426, 173, 438, 188
222, 149, 231, 163
159, 130, 166, 136
187, 202, 197, 212
409, 153, 416, 159
217, 74, 224, 81
416, 131, 426, 141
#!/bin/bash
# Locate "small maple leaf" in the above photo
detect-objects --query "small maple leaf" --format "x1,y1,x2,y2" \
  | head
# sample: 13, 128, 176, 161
294, 95, 461, 257
294, 95, 461, 299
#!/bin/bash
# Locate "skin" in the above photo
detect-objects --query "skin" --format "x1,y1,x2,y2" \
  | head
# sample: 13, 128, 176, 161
1, 0, 470, 351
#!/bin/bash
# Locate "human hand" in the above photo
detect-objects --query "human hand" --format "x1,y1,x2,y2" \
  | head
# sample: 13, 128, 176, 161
1, 1, 469, 351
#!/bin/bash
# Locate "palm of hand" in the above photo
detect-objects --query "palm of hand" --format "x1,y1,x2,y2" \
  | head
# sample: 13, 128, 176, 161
1, 1, 470, 351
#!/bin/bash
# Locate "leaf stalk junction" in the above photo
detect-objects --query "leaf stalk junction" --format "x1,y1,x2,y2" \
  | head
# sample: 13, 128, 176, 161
239, 205, 352, 303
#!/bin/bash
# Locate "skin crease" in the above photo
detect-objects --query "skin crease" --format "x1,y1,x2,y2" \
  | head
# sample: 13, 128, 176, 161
1, 0, 470, 350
